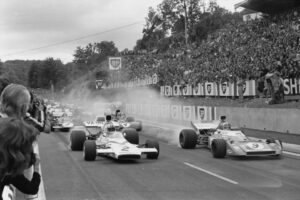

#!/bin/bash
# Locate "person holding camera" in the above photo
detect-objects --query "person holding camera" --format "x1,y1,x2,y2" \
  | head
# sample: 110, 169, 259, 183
0, 118, 40, 199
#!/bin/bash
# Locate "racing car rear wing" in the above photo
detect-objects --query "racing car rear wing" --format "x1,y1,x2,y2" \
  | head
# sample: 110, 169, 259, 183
191, 121, 219, 130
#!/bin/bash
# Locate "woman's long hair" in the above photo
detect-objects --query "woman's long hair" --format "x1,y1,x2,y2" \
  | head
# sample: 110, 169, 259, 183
0, 118, 38, 178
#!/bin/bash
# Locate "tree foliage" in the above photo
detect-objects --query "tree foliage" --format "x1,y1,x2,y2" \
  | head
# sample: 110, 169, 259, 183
134, 0, 242, 52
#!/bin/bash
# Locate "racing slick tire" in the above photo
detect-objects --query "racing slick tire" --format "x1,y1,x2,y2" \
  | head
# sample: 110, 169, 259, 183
123, 128, 139, 144
70, 130, 86, 151
136, 120, 142, 131
129, 121, 143, 131
211, 139, 227, 158
83, 140, 97, 161
126, 116, 135, 122
179, 129, 197, 149
145, 140, 159, 159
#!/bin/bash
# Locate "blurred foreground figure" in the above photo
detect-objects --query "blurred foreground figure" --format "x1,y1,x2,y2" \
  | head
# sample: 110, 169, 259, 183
0, 84, 41, 199
0, 118, 40, 200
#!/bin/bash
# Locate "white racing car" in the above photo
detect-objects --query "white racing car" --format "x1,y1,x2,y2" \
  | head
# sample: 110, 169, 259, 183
179, 121, 282, 158
70, 121, 159, 161
83, 130, 159, 161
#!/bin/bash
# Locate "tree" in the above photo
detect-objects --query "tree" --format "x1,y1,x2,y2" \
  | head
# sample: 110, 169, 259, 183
73, 41, 118, 72
28, 62, 42, 88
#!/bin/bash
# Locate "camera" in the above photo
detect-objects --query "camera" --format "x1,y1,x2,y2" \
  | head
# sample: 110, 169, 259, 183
29, 152, 36, 167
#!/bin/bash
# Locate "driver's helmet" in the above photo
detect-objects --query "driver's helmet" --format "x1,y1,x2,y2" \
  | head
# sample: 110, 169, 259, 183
104, 123, 115, 134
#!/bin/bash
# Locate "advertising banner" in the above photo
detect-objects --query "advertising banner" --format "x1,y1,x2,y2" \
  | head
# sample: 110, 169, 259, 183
192, 83, 204, 96
196, 106, 208, 121
109, 57, 122, 70
283, 78, 300, 95
160, 86, 165, 96
170, 105, 182, 120
236, 80, 256, 96
160, 105, 170, 119
182, 85, 192, 96
219, 82, 234, 96
164, 86, 173, 96
182, 106, 194, 121
173, 85, 181, 96
205, 82, 217, 96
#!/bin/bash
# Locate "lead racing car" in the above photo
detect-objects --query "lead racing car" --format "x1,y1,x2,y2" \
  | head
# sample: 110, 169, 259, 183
70, 119, 159, 161
179, 121, 282, 158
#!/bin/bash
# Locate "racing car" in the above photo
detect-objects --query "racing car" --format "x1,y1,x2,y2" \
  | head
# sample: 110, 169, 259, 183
51, 116, 74, 132
69, 120, 159, 161
179, 121, 282, 158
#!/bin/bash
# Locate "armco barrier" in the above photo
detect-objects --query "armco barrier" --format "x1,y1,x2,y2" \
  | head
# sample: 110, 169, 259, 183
126, 103, 300, 135
216, 107, 300, 135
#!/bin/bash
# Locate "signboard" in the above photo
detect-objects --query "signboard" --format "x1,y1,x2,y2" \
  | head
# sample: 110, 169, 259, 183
182, 106, 194, 121
283, 78, 300, 95
219, 82, 235, 96
164, 86, 173, 96
182, 85, 192, 96
170, 105, 181, 120
161, 105, 170, 119
235, 80, 256, 96
196, 106, 208, 121
173, 85, 181, 96
95, 80, 103, 89
109, 57, 122, 70
192, 83, 204, 96
205, 82, 217, 96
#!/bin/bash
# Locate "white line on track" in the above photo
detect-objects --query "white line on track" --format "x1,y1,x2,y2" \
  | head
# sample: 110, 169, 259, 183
184, 162, 239, 185
283, 151, 300, 157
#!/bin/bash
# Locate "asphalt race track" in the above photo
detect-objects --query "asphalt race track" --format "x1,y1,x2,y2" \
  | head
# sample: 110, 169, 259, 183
33, 125, 300, 200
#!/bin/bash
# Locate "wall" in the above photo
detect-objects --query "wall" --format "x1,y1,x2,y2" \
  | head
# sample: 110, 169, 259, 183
125, 103, 300, 135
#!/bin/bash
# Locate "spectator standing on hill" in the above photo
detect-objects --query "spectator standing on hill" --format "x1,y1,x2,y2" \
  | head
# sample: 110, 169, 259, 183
269, 71, 284, 104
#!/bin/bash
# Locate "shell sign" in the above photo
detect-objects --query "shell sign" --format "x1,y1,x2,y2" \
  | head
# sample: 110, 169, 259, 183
109, 57, 122, 70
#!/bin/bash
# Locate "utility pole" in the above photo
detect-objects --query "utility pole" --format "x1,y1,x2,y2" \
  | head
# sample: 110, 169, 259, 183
183, 0, 188, 50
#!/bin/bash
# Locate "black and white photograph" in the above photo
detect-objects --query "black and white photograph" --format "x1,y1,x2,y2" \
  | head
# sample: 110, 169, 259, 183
1, 0, 300, 200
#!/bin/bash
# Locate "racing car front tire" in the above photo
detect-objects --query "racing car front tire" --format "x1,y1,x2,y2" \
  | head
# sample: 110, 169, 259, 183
83, 140, 97, 161
123, 128, 139, 144
211, 139, 227, 158
70, 130, 86, 151
145, 140, 159, 159
179, 129, 197, 149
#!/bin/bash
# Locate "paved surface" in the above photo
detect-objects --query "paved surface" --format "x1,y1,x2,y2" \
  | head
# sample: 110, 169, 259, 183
18, 124, 300, 200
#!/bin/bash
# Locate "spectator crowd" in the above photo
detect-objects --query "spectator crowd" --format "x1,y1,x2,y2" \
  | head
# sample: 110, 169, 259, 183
119, 7, 300, 104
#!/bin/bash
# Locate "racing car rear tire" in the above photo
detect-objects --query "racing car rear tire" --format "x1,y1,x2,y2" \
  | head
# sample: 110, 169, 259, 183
145, 140, 159, 159
136, 120, 142, 131
123, 128, 139, 144
129, 121, 143, 131
179, 129, 197, 149
83, 140, 96, 161
126, 116, 135, 122
70, 130, 86, 151
211, 139, 227, 158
